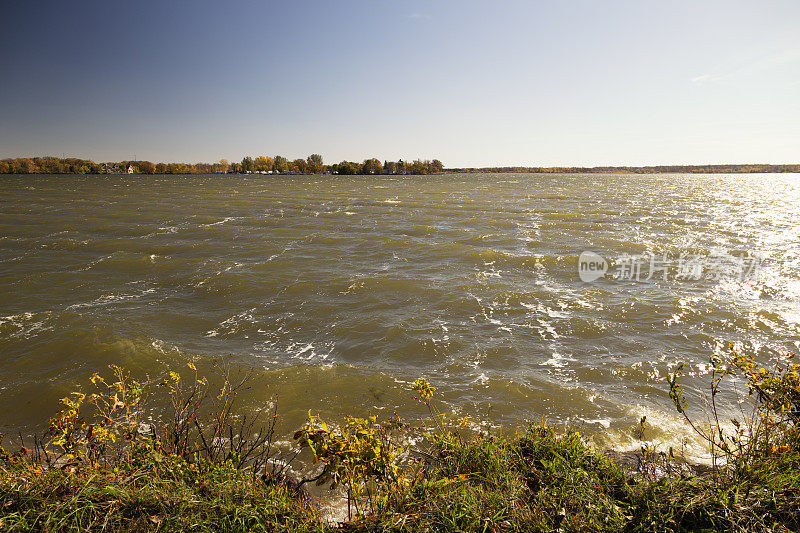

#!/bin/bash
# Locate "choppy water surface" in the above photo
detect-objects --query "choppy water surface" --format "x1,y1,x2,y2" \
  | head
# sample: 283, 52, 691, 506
2, 173, 799, 456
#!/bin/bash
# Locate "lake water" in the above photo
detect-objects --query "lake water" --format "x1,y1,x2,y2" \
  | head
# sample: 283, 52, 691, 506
2, 173, 799, 458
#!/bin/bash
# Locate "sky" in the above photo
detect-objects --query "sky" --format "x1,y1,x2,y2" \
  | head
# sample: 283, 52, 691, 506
1, 0, 799, 167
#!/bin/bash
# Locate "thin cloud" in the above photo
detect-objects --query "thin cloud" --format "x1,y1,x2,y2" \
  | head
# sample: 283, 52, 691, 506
407, 13, 430, 19
692, 48, 800, 84
691, 74, 715, 84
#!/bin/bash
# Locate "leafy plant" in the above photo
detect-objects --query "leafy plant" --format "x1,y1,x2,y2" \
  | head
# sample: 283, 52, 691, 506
294, 412, 406, 519
669, 343, 800, 481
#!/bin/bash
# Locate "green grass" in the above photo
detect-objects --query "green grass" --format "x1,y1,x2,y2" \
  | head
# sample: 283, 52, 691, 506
0, 454, 323, 532
346, 425, 800, 532
1, 425, 799, 532
3, 354, 800, 532
359, 426, 632, 532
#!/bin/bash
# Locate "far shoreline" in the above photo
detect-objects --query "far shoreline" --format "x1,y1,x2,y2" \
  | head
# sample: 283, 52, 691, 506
3, 168, 800, 177
2, 154, 799, 176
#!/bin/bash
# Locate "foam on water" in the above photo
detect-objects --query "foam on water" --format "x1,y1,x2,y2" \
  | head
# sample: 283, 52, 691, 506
1, 172, 800, 456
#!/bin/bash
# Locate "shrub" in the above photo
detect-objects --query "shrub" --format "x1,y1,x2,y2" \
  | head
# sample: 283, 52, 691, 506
669, 343, 800, 477
0, 363, 320, 532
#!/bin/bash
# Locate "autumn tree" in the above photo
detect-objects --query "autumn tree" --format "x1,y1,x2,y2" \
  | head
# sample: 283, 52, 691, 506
273, 156, 288, 173
291, 158, 307, 173
306, 154, 324, 174
254, 156, 273, 172
335, 161, 359, 175
408, 160, 425, 174
0, 154, 447, 175
362, 158, 382, 175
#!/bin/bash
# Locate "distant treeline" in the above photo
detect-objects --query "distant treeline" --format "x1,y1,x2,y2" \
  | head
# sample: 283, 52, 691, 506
0, 156, 445, 175
446, 164, 800, 174
4, 157, 797, 175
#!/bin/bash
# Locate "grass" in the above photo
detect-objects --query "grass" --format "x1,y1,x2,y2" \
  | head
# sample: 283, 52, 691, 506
343, 425, 800, 532
1, 422, 799, 532
1, 347, 800, 532
0, 450, 322, 532
356, 425, 632, 532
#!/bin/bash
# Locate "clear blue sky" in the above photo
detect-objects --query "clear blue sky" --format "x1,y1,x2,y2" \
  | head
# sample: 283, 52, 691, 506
1, 0, 798, 167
